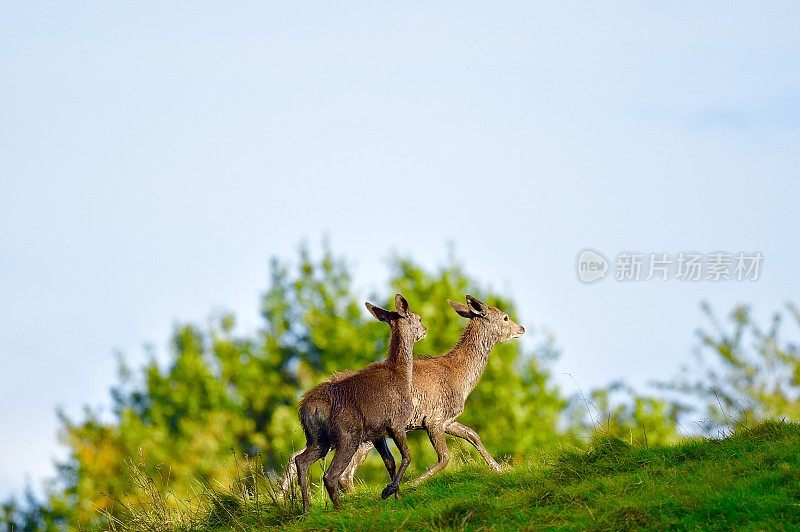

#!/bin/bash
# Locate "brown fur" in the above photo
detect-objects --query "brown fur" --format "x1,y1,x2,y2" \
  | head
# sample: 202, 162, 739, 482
282, 371, 370, 493
293, 294, 426, 512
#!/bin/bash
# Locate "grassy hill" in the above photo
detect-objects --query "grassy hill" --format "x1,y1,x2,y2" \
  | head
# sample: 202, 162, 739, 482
116, 421, 800, 531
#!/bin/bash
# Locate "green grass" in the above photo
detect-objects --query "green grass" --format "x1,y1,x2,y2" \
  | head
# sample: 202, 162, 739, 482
114, 421, 800, 531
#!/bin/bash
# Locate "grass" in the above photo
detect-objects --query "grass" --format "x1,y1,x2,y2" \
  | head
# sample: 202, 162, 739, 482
109, 421, 800, 531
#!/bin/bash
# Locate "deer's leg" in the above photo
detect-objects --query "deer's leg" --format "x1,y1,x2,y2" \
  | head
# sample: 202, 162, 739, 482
414, 425, 450, 484
445, 421, 501, 472
339, 440, 374, 492
322, 438, 360, 511
372, 438, 397, 481
381, 429, 411, 499
280, 449, 303, 495
295, 444, 329, 513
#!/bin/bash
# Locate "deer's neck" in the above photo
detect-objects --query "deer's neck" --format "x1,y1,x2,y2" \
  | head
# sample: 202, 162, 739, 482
386, 327, 414, 379
447, 320, 495, 395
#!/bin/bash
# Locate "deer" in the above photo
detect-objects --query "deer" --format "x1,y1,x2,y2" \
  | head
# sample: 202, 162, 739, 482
293, 294, 426, 512
283, 295, 524, 493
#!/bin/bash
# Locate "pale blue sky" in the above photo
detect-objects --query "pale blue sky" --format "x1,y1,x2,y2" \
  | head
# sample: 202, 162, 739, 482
1, 2, 799, 499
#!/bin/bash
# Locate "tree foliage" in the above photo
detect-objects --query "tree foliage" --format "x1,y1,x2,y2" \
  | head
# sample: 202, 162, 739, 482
564, 381, 686, 446
11, 245, 792, 530
7, 243, 565, 529
662, 302, 800, 433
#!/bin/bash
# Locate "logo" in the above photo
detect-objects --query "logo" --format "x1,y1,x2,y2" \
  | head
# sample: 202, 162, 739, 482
577, 249, 609, 284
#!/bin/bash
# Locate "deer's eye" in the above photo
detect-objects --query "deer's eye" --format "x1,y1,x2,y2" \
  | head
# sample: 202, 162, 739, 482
504, 315, 509, 321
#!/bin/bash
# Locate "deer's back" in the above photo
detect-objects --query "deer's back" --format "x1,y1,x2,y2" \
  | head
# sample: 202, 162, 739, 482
328, 362, 414, 440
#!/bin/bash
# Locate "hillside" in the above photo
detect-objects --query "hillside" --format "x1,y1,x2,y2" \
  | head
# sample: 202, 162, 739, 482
117, 422, 800, 531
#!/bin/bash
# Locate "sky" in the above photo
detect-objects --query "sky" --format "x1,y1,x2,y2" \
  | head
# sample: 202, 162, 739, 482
1, 2, 799, 500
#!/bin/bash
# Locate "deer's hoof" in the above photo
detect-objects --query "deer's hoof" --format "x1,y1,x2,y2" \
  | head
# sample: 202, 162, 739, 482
381, 484, 398, 499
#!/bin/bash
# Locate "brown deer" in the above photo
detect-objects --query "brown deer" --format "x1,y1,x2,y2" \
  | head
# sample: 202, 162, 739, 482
284, 295, 524, 492
293, 294, 426, 512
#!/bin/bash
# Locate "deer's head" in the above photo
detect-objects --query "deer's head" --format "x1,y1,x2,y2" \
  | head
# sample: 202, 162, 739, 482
366, 293, 427, 342
448, 294, 525, 343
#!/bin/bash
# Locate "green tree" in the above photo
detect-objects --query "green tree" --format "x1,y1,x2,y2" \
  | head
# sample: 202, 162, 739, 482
565, 381, 686, 446
662, 302, 800, 433
10, 242, 566, 528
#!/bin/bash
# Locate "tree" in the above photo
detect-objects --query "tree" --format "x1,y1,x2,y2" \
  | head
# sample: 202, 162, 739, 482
11, 242, 565, 528
564, 381, 685, 446
661, 302, 800, 433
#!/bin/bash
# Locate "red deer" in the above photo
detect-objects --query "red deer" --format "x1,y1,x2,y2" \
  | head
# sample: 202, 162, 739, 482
293, 294, 426, 511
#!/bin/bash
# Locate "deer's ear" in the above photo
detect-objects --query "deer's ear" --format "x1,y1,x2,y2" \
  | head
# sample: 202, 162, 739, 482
448, 299, 477, 319
366, 302, 401, 323
465, 295, 487, 317
394, 293, 410, 317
